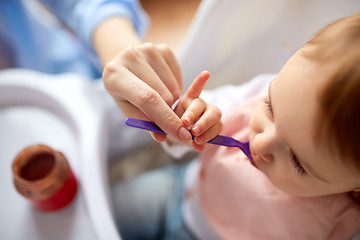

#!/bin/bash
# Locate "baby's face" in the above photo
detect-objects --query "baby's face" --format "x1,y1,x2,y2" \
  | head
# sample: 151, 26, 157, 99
248, 48, 360, 197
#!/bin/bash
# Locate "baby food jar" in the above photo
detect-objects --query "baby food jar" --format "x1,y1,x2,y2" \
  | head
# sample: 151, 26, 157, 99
12, 144, 78, 212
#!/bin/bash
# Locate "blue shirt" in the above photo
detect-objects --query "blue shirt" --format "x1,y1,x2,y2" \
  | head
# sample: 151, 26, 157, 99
0, 0, 148, 79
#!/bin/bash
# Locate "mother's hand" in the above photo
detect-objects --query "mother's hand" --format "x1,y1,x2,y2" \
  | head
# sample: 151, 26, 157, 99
102, 43, 192, 143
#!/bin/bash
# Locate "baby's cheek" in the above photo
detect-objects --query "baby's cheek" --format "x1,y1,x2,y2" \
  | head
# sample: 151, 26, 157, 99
264, 168, 309, 196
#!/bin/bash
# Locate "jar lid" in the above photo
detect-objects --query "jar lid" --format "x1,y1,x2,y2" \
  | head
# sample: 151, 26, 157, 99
12, 144, 70, 200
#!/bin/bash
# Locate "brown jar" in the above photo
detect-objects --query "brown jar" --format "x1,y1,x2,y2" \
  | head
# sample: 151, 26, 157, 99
12, 144, 78, 212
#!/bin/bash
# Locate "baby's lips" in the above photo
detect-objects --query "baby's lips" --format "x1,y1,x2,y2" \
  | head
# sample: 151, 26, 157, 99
249, 150, 258, 168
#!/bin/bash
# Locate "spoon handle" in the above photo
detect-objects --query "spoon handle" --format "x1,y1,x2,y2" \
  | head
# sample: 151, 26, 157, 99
126, 117, 243, 147
125, 117, 165, 134
125, 118, 252, 159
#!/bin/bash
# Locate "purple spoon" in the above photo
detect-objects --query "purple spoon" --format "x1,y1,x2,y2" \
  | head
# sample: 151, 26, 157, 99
125, 117, 253, 160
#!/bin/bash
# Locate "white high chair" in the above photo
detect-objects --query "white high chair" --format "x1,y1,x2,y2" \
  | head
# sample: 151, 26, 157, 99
0, 1, 359, 240
0, 69, 117, 239
178, 0, 360, 89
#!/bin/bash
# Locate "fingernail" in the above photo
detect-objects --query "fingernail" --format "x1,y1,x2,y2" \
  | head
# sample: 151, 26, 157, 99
195, 136, 204, 145
178, 127, 192, 143
182, 115, 191, 126
192, 125, 200, 136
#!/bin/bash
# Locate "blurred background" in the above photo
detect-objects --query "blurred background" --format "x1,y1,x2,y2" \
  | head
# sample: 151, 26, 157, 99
1, 1, 359, 239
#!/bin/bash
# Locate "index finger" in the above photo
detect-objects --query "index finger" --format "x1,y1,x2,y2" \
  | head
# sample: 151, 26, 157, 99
183, 71, 211, 100
120, 78, 192, 143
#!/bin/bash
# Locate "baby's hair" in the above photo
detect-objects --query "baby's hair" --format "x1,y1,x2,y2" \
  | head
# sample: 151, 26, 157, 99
305, 12, 360, 170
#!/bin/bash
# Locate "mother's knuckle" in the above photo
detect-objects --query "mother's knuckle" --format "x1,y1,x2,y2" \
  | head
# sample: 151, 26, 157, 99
137, 89, 159, 106
121, 45, 141, 62
157, 44, 172, 55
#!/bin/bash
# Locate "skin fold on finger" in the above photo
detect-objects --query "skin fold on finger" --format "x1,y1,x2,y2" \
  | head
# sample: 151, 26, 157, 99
193, 122, 223, 145
115, 97, 151, 120
181, 98, 207, 127
191, 105, 222, 137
